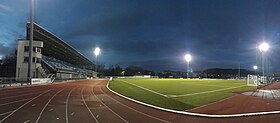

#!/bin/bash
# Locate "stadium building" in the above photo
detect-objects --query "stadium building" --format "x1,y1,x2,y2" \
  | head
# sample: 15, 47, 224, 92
16, 23, 96, 82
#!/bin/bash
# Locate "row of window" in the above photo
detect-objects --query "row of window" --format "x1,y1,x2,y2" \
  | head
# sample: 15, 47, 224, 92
24, 46, 41, 53
23, 57, 41, 63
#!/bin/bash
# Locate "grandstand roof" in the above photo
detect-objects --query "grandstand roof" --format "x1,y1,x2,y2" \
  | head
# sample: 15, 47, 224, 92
26, 23, 93, 66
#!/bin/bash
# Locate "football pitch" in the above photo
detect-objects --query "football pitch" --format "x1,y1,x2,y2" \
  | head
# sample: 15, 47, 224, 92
109, 78, 256, 110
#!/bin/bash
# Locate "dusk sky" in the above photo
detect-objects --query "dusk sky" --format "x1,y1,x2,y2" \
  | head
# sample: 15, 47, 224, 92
1, 0, 280, 72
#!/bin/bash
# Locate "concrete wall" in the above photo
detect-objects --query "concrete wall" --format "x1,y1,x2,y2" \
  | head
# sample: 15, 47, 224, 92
16, 40, 43, 81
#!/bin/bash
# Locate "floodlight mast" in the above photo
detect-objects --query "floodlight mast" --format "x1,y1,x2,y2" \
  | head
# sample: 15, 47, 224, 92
94, 47, 100, 77
258, 42, 269, 78
28, 0, 34, 84
185, 54, 192, 78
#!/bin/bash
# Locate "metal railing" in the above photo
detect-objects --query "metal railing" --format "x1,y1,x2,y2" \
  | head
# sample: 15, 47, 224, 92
0, 77, 30, 88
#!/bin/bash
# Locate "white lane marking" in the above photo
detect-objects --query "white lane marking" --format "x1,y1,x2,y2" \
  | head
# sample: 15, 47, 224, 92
168, 85, 246, 98
180, 82, 233, 88
0, 89, 52, 123
0, 110, 14, 116
101, 84, 171, 123
0, 91, 45, 101
81, 87, 99, 123
0, 98, 32, 106
35, 87, 67, 123
49, 109, 53, 112
118, 80, 168, 97
0, 88, 47, 97
66, 86, 77, 123
32, 104, 36, 107
91, 88, 129, 123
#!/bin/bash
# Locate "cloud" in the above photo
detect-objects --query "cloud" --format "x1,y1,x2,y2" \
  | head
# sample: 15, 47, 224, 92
0, 4, 13, 12
0, 42, 14, 57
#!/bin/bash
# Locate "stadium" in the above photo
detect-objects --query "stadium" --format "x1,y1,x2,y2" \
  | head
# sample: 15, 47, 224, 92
15, 23, 96, 83
0, 21, 279, 123
1, 1, 280, 123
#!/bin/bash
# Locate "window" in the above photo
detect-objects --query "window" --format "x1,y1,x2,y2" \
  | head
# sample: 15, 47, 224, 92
24, 46, 29, 52
36, 48, 41, 53
24, 57, 29, 63
36, 58, 41, 63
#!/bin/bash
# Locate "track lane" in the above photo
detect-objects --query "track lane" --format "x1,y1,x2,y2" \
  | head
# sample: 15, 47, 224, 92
0, 84, 66, 123
35, 86, 68, 123
1, 79, 280, 123
67, 85, 98, 123
0, 88, 53, 123
91, 87, 129, 123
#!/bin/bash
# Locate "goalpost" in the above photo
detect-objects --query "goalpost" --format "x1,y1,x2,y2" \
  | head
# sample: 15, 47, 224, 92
247, 74, 268, 86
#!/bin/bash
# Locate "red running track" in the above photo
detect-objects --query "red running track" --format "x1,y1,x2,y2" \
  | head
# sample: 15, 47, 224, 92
0, 79, 279, 123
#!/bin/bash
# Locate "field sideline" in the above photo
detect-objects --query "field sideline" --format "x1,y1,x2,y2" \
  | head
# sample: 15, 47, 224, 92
109, 78, 256, 110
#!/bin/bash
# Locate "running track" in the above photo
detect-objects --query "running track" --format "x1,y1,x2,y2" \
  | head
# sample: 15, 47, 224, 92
0, 79, 279, 123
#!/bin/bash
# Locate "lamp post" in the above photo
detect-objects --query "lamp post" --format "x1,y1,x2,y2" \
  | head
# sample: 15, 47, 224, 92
258, 42, 269, 83
185, 54, 192, 78
94, 47, 100, 77
28, 0, 34, 84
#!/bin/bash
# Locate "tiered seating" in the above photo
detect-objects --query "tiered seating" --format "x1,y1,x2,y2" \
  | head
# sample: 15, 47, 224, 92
42, 56, 78, 72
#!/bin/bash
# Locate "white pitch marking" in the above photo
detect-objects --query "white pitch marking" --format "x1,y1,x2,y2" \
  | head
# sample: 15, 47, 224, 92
108, 80, 280, 118
168, 85, 246, 98
118, 80, 168, 97
102, 83, 171, 123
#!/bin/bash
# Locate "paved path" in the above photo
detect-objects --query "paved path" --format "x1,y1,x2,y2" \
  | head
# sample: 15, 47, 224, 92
0, 79, 280, 123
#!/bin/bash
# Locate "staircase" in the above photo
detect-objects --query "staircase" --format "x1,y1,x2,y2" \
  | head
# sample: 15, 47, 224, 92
37, 66, 48, 78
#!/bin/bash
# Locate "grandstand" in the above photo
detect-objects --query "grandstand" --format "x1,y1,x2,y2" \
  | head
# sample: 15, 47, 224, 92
16, 23, 95, 82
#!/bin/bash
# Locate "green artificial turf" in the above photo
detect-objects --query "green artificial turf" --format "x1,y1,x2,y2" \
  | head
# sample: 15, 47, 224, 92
109, 78, 255, 111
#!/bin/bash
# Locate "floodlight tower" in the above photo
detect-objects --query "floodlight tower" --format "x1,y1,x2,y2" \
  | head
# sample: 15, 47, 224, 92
258, 42, 269, 79
28, 0, 34, 84
94, 47, 101, 76
185, 54, 192, 78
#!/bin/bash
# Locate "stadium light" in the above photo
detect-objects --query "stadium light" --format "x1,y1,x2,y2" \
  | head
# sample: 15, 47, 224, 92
185, 54, 192, 62
94, 47, 101, 77
253, 65, 258, 75
185, 54, 192, 78
258, 42, 269, 53
258, 42, 269, 83
253, 65, 258, 70
94, 47, 100, 56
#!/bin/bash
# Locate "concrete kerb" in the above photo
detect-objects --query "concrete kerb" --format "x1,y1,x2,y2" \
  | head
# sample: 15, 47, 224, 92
106, 78, 280, 118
